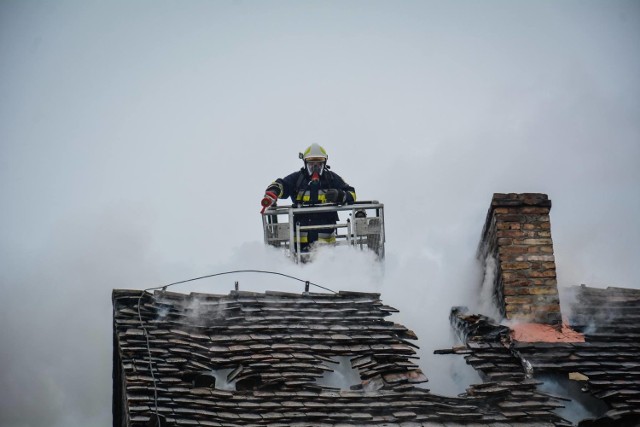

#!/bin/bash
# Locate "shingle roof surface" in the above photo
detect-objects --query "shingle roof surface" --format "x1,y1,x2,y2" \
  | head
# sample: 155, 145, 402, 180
113, 289, 576, 426
446, 286, 640, 426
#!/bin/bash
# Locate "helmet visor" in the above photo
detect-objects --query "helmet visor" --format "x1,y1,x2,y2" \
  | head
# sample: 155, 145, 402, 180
306, 160, 325, 176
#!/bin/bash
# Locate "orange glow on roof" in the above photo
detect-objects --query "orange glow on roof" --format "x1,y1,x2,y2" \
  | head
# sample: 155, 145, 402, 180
510, 322, 585, 343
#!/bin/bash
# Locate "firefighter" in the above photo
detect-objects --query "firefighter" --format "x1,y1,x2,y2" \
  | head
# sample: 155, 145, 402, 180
261, 143, 356, 252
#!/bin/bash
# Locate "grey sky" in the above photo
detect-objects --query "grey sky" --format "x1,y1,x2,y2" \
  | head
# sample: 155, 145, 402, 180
1, 1, 639, 426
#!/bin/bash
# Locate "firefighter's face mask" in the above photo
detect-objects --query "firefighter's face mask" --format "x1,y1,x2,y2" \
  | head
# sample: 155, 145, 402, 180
306, 160, 325, 176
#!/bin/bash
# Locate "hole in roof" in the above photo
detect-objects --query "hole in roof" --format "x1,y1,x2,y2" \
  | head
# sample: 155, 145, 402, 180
315, 356, 361, 390
535, 373, 608, 424
423, 353, 483, 396
211, 368, 237, 391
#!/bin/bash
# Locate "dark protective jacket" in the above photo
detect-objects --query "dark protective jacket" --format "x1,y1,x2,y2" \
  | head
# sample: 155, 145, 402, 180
266, 167, 356, 225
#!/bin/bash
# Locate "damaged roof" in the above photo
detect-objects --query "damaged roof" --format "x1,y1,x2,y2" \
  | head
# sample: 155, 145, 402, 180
113, 289, 573, 426
113, 194, 639, 426
447, 285, 640, 426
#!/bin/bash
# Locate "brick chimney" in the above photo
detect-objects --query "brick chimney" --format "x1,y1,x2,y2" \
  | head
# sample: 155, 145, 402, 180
478, 193, 561, 326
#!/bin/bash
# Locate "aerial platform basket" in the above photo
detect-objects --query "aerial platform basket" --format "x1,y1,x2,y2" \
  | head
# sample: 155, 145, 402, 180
261, 201, 386, 263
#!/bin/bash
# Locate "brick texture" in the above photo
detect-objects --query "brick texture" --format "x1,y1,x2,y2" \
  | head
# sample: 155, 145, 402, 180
478, 193, 561, 326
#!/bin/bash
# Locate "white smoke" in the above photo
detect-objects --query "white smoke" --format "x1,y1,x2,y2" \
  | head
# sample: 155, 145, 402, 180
1, 1, 638, 426
177, 238, 486, 397
536, 374, 608, 424
477, 254, 502, 320
211, 368, 237, 391
316, 356, 362, 390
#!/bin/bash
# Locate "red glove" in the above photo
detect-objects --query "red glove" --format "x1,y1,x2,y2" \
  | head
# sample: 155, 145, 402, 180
260, 191, 278, 214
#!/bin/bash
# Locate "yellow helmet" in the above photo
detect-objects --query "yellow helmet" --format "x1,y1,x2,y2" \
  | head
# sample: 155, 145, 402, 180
301, 143, 328, 162
300, 143, 328, 176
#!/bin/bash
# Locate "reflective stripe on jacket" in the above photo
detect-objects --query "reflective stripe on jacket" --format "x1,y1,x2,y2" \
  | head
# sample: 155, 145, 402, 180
265, 168, 356, 226
266, 169, 356, 206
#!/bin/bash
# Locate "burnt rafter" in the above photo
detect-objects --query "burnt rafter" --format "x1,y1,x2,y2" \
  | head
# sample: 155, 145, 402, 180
441, 316, 573, 425
449, 306, 511, 343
